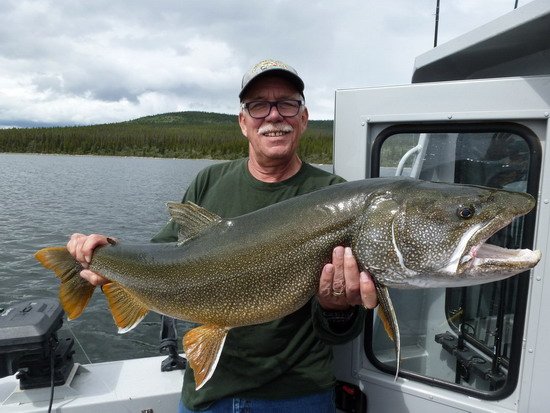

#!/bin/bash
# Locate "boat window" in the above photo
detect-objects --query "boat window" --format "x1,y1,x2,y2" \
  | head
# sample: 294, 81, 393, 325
365, 123, 540, 399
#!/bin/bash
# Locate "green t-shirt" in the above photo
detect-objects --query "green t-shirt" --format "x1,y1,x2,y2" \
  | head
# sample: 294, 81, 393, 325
152, 158, 364, 411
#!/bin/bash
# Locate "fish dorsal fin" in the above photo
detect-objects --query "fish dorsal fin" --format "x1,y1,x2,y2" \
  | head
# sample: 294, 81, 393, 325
167, 202, 223, 241
102, 282, 149, 333
374, 282, 401, 381
183, 325, 230, 390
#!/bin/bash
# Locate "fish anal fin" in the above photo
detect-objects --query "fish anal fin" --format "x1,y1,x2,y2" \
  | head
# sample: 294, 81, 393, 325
35, 247, 95, 320
102, 282, 149, 333
183, 325, 229, 390
167, 202, 222, 242
374, 282, 401, 381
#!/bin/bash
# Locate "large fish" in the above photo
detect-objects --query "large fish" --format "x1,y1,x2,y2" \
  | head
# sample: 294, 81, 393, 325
35, 178, 541, 389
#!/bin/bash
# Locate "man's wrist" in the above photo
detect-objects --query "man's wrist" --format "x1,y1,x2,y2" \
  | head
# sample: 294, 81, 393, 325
321, 306, 357, 324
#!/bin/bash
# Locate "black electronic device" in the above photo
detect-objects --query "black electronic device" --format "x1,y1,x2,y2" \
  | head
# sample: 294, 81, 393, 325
0, 299, 74, 389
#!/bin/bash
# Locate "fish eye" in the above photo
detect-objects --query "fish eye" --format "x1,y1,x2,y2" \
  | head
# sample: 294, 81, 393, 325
457, 205, 475, 219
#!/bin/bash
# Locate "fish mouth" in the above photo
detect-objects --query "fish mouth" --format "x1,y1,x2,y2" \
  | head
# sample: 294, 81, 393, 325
460, 242, 541, 271
458, 219, 541, 275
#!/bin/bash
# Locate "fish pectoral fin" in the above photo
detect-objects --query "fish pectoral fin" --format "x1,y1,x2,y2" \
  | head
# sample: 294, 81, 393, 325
35, 247, 95, 320
183, 325, 229, 390
374, 282, 401, 381
376, 305, 396, 342
101, 282, 149, 333
166, 202, 222, 242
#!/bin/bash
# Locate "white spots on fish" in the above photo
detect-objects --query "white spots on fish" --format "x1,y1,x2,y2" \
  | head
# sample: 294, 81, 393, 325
323, 199, 358, 216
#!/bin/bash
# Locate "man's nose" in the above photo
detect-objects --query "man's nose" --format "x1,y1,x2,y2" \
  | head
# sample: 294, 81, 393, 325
264, 104, 284, 121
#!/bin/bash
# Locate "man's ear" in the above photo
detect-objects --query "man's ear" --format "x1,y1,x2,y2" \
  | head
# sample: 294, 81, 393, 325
301, 106, 309, 131
238, 112, 248, 138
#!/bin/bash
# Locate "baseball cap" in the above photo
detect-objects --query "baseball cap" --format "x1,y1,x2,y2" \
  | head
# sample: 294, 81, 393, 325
239, 59, 305, 100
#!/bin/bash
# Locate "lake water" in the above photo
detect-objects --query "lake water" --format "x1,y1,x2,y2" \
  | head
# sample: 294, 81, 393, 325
0, 154, 221, 364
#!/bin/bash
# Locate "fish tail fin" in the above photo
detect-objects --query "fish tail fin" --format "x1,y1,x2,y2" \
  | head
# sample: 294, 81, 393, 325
375, 283, 401, 381
35, 247, 95, 320
101, 282, 149, 333
183, 325, 229, 390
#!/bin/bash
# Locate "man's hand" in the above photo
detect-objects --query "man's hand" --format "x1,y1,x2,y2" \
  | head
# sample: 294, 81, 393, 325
66, 233, 110, 286
317, 246, 378, 311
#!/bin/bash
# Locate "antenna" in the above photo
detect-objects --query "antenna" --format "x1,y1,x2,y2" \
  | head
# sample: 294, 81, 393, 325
434, 0, 441, 47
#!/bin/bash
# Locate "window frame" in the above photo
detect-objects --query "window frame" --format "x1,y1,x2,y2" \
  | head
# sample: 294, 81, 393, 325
363, 121, 541, 400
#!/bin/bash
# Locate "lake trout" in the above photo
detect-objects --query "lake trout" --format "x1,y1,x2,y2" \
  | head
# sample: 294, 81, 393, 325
35, 178, 541, 389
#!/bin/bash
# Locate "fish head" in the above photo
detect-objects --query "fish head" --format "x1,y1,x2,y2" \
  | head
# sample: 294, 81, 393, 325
359, 180, 541, 288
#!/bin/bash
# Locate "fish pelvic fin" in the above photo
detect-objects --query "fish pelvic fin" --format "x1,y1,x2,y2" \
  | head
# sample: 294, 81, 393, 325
183, 325, 230, 390
375, 282, 401, 381
101, 282, 149, 333
35, 247, 95, 320
167, 202, 222, 242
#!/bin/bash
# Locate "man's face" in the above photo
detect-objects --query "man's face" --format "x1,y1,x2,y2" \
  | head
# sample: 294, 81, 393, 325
239, 75, 308, 164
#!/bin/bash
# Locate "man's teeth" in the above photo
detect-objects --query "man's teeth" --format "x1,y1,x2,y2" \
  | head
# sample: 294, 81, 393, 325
263, 131, 288, 136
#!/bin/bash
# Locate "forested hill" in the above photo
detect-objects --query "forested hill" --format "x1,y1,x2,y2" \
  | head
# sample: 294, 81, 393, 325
0, 111, 334, 163
130, 111, 238, 125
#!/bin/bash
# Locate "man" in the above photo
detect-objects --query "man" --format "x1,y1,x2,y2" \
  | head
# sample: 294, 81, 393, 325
67, 59, 378, 412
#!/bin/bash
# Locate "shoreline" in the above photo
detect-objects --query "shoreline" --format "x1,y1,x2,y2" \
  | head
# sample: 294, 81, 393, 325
0, 152, 332, 166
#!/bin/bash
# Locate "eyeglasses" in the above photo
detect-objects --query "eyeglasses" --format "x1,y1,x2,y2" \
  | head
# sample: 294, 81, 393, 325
241, 99, 304, 119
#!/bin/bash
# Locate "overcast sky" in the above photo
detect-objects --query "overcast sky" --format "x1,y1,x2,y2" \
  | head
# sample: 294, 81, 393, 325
0, 0, 533, 127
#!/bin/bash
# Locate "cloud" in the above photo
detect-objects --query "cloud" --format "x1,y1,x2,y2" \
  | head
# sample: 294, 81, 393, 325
0, 0, 532, 127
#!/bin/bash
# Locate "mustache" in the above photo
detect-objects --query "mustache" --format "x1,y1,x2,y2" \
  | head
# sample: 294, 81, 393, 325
258, 123, 294, 135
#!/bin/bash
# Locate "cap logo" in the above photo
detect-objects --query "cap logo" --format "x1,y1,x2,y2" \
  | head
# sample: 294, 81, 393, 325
252, 59, 292, 75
